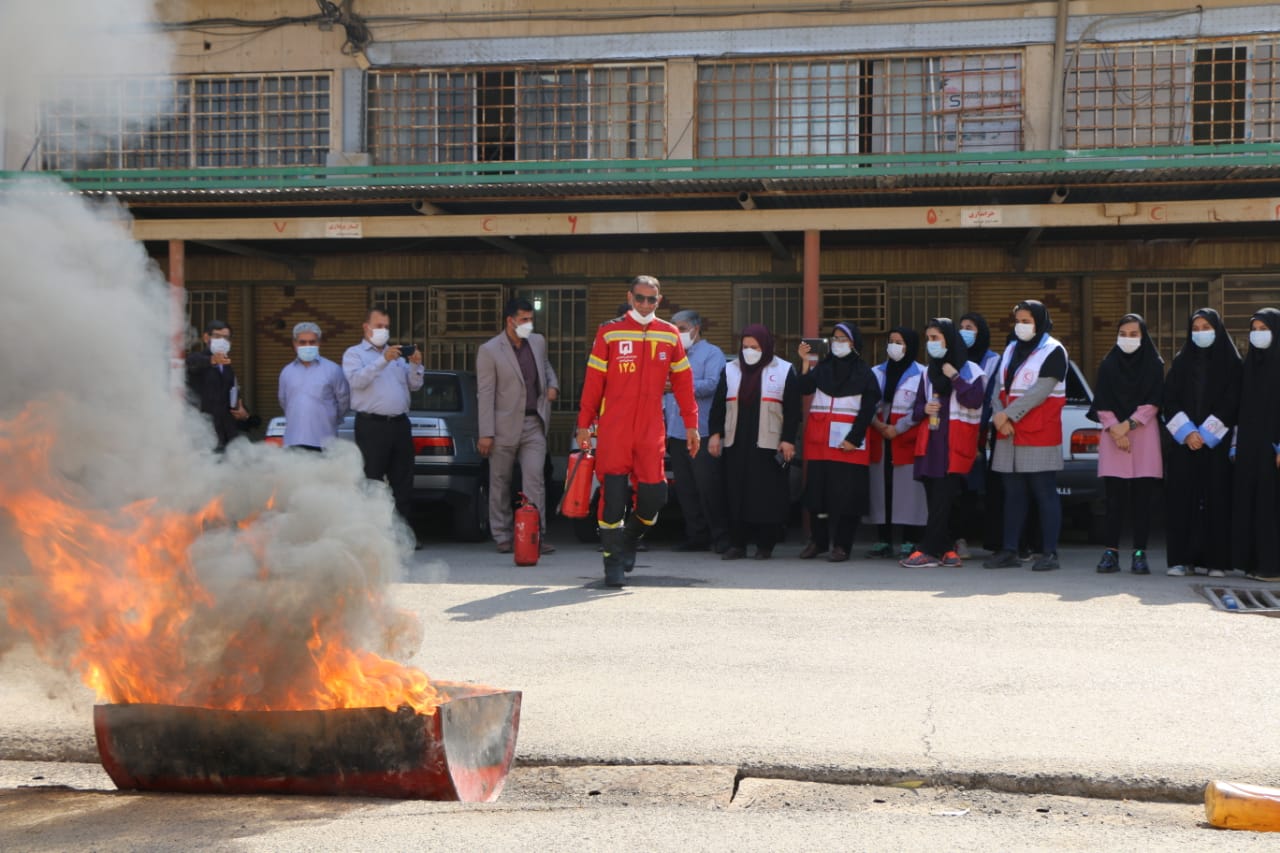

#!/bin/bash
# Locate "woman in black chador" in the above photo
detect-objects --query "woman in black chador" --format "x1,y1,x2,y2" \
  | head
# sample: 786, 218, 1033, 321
1161, 308, 1240, 578
1232, 308, 1280, 580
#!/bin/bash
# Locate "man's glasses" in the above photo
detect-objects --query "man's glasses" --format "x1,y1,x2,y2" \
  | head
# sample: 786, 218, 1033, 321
631, 293, 659, 304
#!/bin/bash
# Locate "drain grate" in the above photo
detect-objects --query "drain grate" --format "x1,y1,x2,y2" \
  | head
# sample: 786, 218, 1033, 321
1194, 584, 1280, 616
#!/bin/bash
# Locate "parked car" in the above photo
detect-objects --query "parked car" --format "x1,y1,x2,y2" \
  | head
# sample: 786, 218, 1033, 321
1057, 359, 1105, 534
264, 370, 490, 541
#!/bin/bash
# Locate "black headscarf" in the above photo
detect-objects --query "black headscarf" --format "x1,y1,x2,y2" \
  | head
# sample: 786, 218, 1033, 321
737, 323, 774, 405
1239, 308, 1280, 450
1088, 313, 1164, 423
1004, 299, 1064, 392
925, 318, 968, 398
813, 321, 874, 398
882, 326, 920, 402
959, 311, 992, 361
1164, 307, 1241, 425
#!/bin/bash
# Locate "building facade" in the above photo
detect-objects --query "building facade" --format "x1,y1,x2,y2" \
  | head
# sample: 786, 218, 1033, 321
5, 0, 1280, 453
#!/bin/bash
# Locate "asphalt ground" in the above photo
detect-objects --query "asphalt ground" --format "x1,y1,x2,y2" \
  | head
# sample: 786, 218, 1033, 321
4, 516, 1279, 803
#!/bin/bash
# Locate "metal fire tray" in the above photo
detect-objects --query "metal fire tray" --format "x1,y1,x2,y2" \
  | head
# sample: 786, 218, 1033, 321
94, 682, 520, 801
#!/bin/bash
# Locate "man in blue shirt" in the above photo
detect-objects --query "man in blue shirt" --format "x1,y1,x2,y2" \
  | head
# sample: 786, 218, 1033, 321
278, 322, 350, 451
343, 307, 425, 530
662, 310, 728, 552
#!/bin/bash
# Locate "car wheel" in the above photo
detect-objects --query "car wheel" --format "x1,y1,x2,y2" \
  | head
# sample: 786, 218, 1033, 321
572, 489, 600, 544
453, 476, 491, 542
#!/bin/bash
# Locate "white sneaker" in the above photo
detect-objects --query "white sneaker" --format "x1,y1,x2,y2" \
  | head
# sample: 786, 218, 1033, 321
1208, 568, 1226, 578
954, 538, 972, 559
1166, 565, 1189, 577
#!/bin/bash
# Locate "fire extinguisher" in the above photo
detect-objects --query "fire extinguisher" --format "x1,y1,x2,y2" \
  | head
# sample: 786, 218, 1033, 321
513, 492, 541, 566
558, 450, 595, 519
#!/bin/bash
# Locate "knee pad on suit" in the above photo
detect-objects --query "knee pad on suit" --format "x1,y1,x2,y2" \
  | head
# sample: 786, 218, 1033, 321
600, 474, 632, 525
635, 482, 667, 522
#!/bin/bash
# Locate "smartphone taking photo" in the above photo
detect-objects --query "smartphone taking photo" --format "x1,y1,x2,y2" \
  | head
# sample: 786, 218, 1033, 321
399, 344, 417, 358
801, 338, 829, 358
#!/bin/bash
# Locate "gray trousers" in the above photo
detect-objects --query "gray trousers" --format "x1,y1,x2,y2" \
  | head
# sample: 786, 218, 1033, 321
489, 414, 547, 546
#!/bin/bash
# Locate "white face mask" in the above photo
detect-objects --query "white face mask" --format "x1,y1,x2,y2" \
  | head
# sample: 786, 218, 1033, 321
1191, 329, 1215, 349
209, 337, 231, 355
369, 328, 390, 347
885, 342, 905, 362
1250, 329, 1273, 350
296, 345, 319, 362
1014, 322, 1036, 342
629, 308, 655, 326
679, 331, 695, 349
514, 321, 533, 340
1116, 336, 1141, 354
741, 348, 762, 366
830, 341, 852, 358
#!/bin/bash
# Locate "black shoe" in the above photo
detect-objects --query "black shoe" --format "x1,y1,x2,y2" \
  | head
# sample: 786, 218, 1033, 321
983, 549, 1020, 569
1096, 549, 1120, 573
721, 547, 747, 561
798, 542, 825, 560
754, 546, 773, 560
827, 547, 849, 563
673, 541, 710, 552
1032, 553, 1060, 572
1131, 550, 1151, 575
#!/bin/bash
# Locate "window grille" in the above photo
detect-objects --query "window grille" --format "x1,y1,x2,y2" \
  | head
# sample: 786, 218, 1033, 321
696, 51, 1022, 158
40, 74, 329, 170
1066, 35, 1280, 148
1128, 279, 1211, 364
1218, 275, 1280, 353
511, 287, 589, 412
820, 282, 888, 334
732, 284, 802, 363
185, 290, 229, 353
857, 281, 968, 362
367, 64, 664, 164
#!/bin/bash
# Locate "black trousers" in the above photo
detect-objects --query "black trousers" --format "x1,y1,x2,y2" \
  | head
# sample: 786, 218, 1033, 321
920, 473, 965, 558
667, 437, 728, 547
354, 413, 415, 522
1103, 476, 1156, 551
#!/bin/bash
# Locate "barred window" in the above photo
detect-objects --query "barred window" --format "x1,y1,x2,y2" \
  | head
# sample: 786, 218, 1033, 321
185, 290, 229, 353
511, 287, 589, 413
697, 52, 1022, 158
855, 281, 968, 363
1128, 279, 1211, 364
367, 64, 665, 164
820, 282, 888, 334
40, 74, 330, 170
733, 284, 802, 363
1066, 36, 1280, 148
1219, 275, 1280, 354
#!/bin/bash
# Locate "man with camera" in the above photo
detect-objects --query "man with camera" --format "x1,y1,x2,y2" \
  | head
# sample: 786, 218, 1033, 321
343, 307, 425, 533
477, 298, 560, 554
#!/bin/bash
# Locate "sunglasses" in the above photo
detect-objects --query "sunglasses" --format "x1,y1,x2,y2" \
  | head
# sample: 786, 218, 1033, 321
631, 293, 660, 304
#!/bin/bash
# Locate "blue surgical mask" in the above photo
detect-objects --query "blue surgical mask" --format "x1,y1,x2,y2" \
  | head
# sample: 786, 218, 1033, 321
297, 345, 319, 362
1250, 329, 1273, 350
1191, 329, 1215, 349
959, 329, 977, 348
926, 341, 947, 359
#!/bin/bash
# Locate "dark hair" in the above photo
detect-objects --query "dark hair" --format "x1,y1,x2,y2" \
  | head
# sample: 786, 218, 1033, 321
205, 319, 231, 335
630, 274, 661, 292
504, 297, 535, 319
366, 306, 390, 323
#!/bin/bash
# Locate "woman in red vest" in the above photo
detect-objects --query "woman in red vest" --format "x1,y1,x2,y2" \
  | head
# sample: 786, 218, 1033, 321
900, 318, 987, 568
983, 301, 1069, 572
796, 322, 881, 562
864, 326, 927, 559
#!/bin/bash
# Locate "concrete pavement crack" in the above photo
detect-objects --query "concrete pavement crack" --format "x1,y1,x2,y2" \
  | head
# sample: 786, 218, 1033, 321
921, 695, 939, 769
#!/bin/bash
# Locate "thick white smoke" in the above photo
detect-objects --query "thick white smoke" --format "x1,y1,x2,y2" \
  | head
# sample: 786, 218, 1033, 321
0, 4, 428, 710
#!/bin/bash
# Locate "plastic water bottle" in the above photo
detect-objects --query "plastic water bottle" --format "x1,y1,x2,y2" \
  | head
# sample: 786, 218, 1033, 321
1221, 592, 1240, 611
928, 394, 940, 431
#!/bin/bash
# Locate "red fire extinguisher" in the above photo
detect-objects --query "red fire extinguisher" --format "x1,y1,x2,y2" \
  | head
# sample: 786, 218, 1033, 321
558, 450, 595, 519
513, 492, 541, 566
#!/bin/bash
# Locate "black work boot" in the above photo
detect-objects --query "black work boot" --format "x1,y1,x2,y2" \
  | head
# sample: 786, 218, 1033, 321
599, 527, 627, 588
621, 515, 651, 574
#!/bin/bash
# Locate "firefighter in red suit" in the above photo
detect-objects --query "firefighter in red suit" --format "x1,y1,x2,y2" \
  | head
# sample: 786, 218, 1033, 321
577, 276, 700, 587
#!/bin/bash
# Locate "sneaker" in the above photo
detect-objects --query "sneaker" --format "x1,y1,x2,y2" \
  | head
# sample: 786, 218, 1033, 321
865, 542, 894, 559
1096, 549, 1120, 574
1031, 553, 1060, 572
941, 550, 963, 568
1018, 547, 1034, 562
1166, 565, 1189, 577
1130, 550, 1150, 575
983, 549, 1020, 569
899, 542, 916, 559
954, 538, 972, 559
1208, 568, 1226, 578
900, 550, 940, 568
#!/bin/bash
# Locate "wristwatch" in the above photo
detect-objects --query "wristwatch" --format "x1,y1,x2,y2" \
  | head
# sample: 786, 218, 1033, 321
1127, 417, 1139, 430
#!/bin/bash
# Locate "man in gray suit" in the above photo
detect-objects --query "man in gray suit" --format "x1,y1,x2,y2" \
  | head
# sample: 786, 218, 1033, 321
477, 298, 560, 553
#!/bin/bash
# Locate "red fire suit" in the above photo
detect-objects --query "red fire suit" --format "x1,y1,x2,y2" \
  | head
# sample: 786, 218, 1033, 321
577, 313, 699, 483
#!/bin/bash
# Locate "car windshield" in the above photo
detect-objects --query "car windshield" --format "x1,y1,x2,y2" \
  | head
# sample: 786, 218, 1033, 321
414, 374, 463, 412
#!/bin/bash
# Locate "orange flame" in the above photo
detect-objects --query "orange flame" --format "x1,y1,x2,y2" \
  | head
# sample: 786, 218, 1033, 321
0, 405, 441, 715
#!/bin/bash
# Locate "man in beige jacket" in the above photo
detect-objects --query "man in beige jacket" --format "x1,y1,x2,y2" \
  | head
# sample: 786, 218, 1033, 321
476, 298, 560, 553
